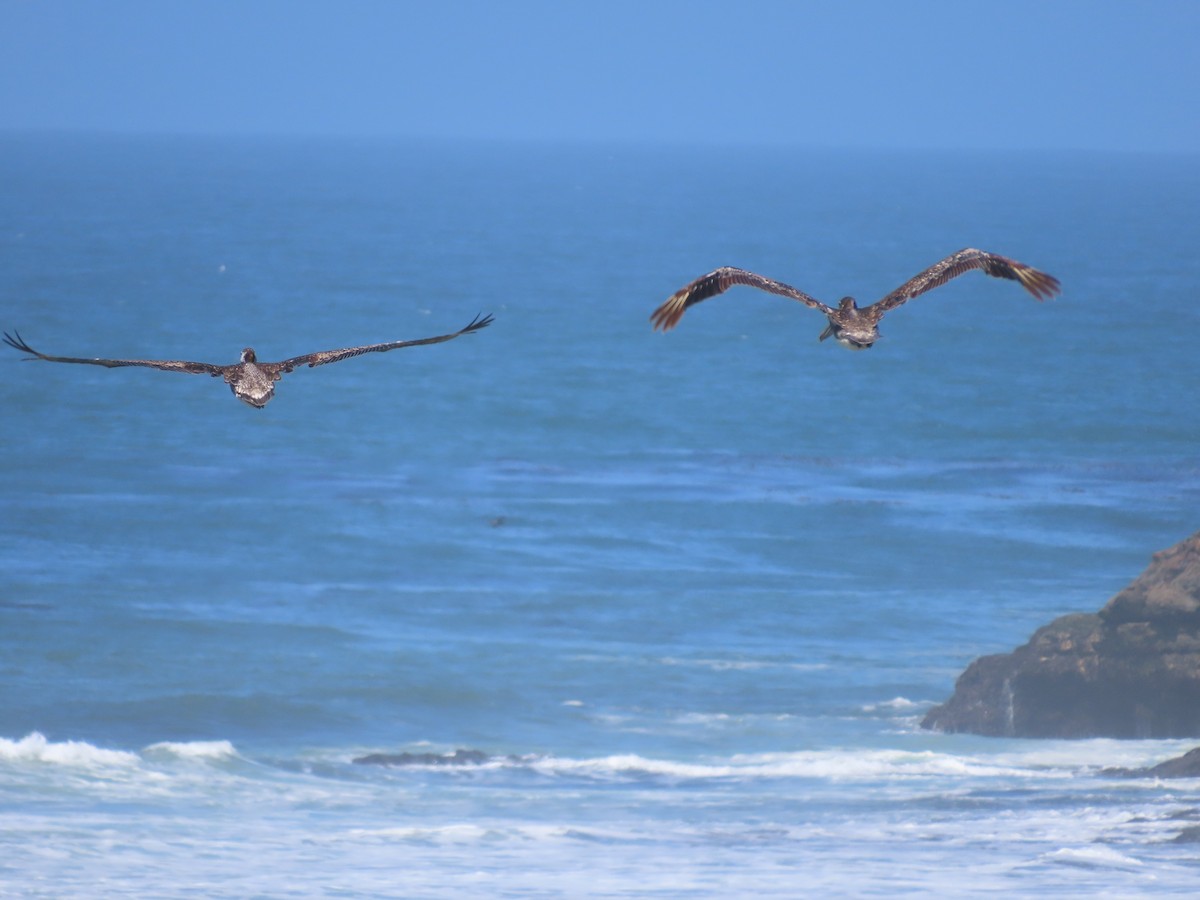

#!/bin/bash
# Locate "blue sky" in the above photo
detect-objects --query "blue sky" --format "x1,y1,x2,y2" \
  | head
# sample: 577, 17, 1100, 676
2, 0, 1198, 152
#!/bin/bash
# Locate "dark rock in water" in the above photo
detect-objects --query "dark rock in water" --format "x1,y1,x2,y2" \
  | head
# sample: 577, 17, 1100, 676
1103, 747, 1200, 779
353, 749, 489, 767
1153, 749, 1200, 777
1172, 825, 1200, 844
922, 530, 1200, 738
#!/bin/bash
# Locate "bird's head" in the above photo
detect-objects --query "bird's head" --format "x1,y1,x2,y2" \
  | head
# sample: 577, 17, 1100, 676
837, 296, 858, 311
240, 348, 257, 363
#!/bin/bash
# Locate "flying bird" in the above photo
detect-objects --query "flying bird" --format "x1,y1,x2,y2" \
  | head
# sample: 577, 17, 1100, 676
650, 248, 1060, 350
3, 313, 493, 408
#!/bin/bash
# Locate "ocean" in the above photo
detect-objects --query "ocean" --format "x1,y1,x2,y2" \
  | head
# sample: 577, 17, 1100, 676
1, 133, 1198, 896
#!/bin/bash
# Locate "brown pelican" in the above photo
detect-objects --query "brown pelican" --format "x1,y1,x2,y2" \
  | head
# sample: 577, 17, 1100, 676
3, 313, 493, 408
650, 248, 1060, 350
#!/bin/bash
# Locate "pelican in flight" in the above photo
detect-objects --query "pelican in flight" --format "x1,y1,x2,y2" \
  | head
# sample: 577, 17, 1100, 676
4, 313, 493, 408
650, 248, 1060, 350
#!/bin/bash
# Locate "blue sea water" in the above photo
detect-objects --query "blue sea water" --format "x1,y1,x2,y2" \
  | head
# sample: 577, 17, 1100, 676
1, 133, 1199, 896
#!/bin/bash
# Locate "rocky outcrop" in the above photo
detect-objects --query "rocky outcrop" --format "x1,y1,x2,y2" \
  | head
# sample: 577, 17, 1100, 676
922, 530, 1200, 738
354, 749, 489, 767
1103, 746, 1200, 779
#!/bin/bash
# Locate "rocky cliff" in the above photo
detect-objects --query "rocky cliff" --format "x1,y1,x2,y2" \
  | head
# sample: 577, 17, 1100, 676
922, 530, 1200, 738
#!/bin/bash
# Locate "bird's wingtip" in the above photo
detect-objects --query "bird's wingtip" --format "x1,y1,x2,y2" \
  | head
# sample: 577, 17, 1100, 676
649, 295, 686, 332
465, 312, 495, 332
3, 329, 35, 355
1023, 269, 1062, 302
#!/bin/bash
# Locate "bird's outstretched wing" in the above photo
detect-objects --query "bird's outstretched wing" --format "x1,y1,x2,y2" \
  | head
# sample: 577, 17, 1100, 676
3, 331, 226, 376
651, 267, 832, 332
270, 313, 494, 373
869, 248, 1061, 315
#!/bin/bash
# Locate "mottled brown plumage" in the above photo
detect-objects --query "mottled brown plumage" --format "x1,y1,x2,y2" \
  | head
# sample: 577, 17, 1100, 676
3, 313, 493, 408
651, 248, 1060, 350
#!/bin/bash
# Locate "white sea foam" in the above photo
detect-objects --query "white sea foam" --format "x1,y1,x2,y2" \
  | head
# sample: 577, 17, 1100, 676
142, 739, 240, 761
1041, 845, 1147, 870
669, 710, 796, 727
862, 696, 926, 712
340, 821, 660, 848
0, 732, 139, 768
348, 745, 1064, 783
982, 737, 1196, 772
523, 747, 1054, 782
346, 823, 501, 844
0, 733, 248, 773
1, 735, 1194, 898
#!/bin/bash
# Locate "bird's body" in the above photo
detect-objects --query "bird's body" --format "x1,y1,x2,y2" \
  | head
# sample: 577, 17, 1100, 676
650, 248, 1061, 349
226, 349, 280, 408
819, 298, 879, 350
4, 313, 493, 408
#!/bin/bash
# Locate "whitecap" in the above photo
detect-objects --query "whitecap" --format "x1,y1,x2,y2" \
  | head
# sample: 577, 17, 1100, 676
530, 753, 737, 780
672, 711, 733, 725
862, 696, 925, 713
981, 737, 1197, 773
524, 748, 1051, 783
1041, 845, 1145, 870
346, 823, 498, 844
142, 740, 240, 762
0, 732, 139, 768
667, 711, 798, 730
